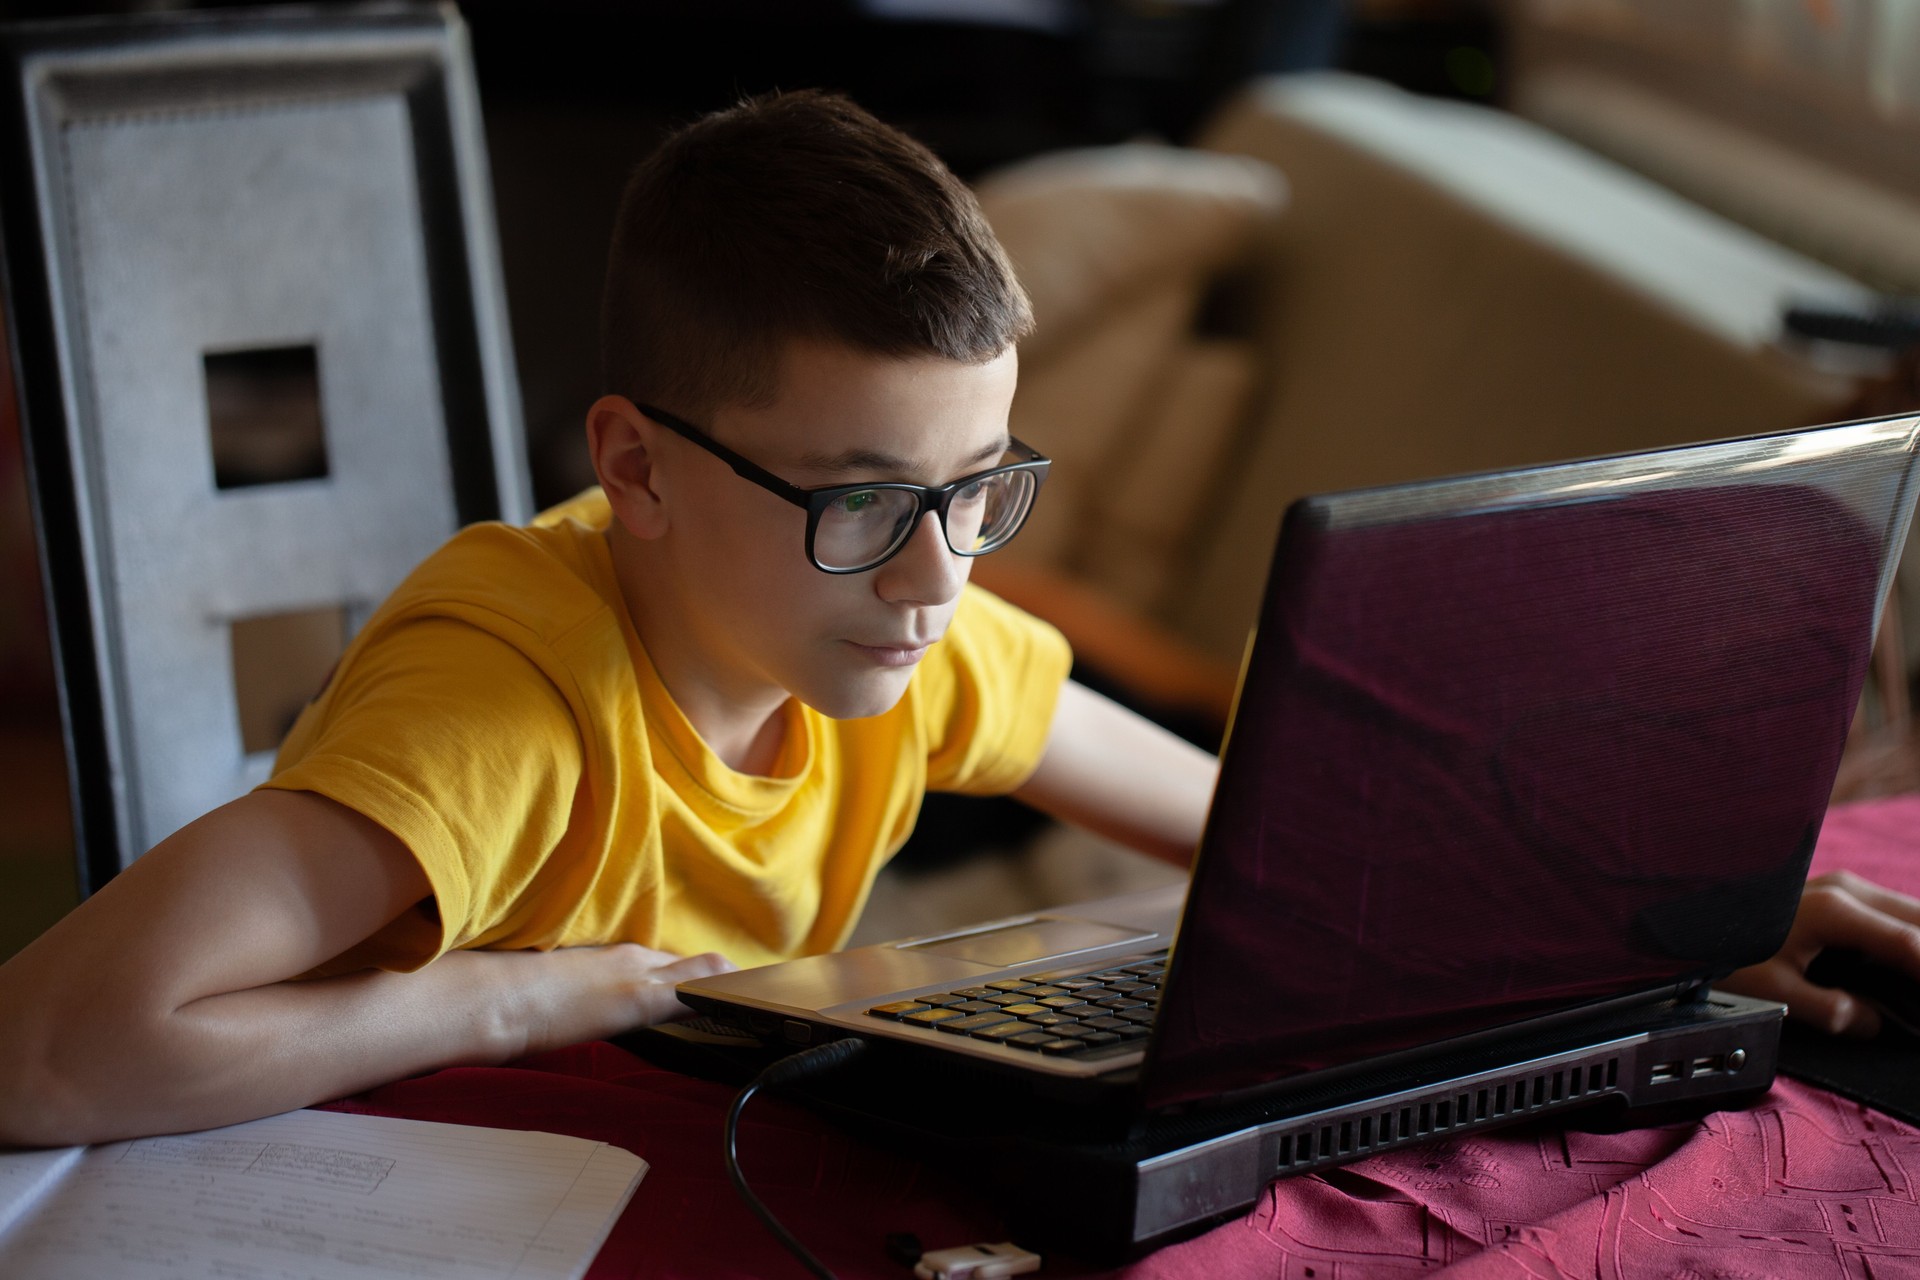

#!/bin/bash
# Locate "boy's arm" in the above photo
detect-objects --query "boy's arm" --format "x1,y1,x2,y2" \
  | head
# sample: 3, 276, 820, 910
1013, 679, 1219, 867
0, 788, 725, 1148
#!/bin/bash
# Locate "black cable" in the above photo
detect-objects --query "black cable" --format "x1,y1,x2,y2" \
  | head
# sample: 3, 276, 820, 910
724, 1037, 872, 1280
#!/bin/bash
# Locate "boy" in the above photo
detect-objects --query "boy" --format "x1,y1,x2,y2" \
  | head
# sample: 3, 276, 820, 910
0, 91, 1216, 1147
0, 92, 1910, 1149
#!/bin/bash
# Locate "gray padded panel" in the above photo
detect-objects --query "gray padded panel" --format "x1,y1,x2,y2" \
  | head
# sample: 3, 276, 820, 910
64, 98, 456, 849
5, 9, 530, 886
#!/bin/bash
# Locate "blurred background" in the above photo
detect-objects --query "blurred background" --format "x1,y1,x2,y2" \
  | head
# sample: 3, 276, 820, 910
4, 0, 1919, 961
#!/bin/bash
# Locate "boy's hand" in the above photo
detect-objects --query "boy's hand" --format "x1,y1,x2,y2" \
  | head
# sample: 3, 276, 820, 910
1719, 871, 1920, 1037
560, 944, 735, 1046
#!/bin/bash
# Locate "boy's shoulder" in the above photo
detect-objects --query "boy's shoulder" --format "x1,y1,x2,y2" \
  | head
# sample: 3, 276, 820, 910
369, 488, 622, 655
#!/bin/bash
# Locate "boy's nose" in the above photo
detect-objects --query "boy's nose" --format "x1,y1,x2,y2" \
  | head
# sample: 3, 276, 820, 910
874, 511, 965, 606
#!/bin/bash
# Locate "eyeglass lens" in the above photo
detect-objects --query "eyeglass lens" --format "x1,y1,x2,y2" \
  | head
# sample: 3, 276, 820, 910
814, 469, 1037, 571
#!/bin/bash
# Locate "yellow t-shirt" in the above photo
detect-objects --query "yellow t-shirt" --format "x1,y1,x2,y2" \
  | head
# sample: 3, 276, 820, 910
263, 490, 1071, 974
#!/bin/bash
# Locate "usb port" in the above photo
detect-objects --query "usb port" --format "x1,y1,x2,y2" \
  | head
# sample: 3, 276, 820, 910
1649, 1060, 1681, 1084
1691, 1054, 1724, 1076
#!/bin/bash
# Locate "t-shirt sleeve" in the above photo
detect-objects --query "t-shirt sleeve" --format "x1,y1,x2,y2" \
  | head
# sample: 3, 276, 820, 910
918, 584, 1073, 796
259, 615, 585, 974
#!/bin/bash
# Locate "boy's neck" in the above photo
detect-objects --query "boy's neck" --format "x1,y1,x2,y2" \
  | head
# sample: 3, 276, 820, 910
602, 523, 793, 776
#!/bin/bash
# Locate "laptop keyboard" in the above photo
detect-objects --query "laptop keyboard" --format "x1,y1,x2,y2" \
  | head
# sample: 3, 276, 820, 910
864, 952, 1167, 1055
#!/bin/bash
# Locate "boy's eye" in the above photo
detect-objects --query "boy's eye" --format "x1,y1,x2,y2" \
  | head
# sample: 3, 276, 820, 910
840, 489, 885, 514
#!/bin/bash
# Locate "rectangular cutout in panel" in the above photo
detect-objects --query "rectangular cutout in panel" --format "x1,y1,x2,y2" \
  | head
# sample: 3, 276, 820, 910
231, 606, 347, 754
205, 345, 328, 489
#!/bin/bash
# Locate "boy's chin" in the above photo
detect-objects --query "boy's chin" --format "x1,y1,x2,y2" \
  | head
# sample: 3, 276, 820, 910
800, 666, 917, 721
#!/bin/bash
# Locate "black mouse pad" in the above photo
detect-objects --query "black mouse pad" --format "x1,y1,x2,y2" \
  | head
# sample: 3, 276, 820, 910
1779, 1024, 1920, 1126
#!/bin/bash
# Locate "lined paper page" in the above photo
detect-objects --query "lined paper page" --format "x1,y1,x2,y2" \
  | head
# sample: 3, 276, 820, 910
0, 1109, 645, 1280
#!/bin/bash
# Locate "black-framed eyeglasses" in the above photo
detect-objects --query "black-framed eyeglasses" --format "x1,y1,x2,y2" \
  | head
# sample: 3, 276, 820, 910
636, 402, 1050, 575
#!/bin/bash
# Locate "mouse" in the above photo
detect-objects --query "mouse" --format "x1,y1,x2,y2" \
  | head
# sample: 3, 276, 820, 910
1804, 949, 1920, 1040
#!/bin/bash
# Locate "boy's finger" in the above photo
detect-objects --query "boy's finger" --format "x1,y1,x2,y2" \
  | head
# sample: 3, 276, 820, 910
1810, 871, 1920, 927
1812, 890, 1920, 981
629, 984, 696, 1027
622, 951, 738, 1026
1848, 879, 1920, 929
661, 950, 736, 979
1779, 966, 1884, 1039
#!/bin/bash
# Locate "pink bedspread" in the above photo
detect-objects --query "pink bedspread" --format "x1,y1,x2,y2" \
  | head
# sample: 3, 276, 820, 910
327, 797, 1920, 1278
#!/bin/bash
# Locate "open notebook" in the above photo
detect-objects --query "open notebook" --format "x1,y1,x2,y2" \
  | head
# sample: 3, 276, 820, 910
676, 414, 1920, 1254
0, 1108, 643, 1280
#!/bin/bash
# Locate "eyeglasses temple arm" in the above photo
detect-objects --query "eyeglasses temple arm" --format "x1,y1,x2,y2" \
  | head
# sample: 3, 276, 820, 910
635, 403, 814, 510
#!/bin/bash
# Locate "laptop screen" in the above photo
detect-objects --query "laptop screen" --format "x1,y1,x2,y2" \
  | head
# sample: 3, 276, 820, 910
1144, 418, 1920, 1110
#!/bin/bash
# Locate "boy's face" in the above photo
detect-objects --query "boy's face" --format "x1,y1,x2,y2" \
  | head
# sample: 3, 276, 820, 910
651, 339, 1021, 722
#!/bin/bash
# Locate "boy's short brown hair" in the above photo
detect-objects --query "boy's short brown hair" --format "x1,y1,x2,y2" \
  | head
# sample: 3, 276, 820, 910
600, 90, 1033, 419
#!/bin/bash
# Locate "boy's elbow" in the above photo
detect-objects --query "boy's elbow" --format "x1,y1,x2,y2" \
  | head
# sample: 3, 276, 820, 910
0, 977, 175, 1147
0, 1024, 103, 1147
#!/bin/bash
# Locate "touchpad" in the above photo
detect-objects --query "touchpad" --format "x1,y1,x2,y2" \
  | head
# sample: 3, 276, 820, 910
900, 917, 1153, 967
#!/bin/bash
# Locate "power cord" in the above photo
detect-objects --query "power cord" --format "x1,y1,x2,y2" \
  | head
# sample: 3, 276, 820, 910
724, 1037, 871, 1279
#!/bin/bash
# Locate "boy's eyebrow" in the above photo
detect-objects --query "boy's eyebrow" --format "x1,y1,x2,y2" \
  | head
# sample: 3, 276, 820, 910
794, 435, 1011, 480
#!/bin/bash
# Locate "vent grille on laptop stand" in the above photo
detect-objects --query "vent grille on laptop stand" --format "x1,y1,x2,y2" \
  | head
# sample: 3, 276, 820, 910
1272, 1057, 1622, 1172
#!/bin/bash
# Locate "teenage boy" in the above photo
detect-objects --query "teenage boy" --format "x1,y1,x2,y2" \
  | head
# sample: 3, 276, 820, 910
0, 91, 1214, 1147
0, 91, 1912, 1150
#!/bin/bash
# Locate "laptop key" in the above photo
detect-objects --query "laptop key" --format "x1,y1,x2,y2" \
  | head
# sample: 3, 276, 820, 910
1021, 986, 1067, 999
996, 1002, 1050, 1017
1081, 1016, 1131, 1030
947, 1001, 1001, 1015
1022, 1012, 1077, 1027
1003, 1031, 1059, 1050
868, 1001, 930, 1019
1038, 1038, 1092, 1055
1036, 996, 1091, 1011
902, 1007, 967, 1026
1078, 1031, 1124, 1047
937, 1012, 1016, 1034
986, 980, 1036, 992
1051, 979, 1101, 991
948, 987, 997, 1000
914, 992, 972, 1007
984, 993, 1035, 1007
972, 1022, 1035, 1041
1114, 1024, 1152, 1039
1118, 1009, 1156, 1023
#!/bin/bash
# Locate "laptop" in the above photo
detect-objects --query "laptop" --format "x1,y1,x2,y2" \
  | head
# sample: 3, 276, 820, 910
674, 415, 1920, 1254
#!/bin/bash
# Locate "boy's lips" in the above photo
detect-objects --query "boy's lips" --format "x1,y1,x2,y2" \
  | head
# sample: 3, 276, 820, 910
845, 637, 937, 667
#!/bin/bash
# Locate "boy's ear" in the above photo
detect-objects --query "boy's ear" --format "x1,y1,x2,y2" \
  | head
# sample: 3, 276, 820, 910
586, 394, 670, 540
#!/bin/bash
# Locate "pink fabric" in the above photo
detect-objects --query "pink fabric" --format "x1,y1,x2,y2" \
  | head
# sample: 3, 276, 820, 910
325, 797, 1920, 1278
1808, 795, 1920, 884
1112, 1077, 1918, 1278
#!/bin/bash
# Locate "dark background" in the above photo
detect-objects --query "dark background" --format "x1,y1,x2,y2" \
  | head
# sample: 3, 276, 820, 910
0, 0, 1501, 938
0, 0, 1497, 508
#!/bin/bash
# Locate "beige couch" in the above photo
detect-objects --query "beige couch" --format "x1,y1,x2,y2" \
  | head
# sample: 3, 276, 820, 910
976, 71, 1888, 709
